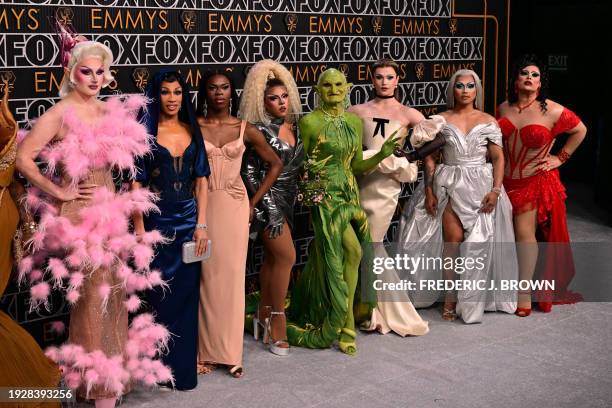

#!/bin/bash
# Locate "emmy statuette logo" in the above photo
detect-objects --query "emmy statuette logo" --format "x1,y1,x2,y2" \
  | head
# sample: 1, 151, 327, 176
285, 14, 297, 33
449, 19, 458, 35
181, 11, 197, 33
415, 63, 425, 80
371, 16, 382, 34
55, 7, 74, 26
132, 68, 150, 92
338, 64, 349, 76
0, 71, 16, 94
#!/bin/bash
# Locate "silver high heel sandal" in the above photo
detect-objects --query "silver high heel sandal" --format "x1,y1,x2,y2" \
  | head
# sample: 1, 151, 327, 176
253, 305, 270, 342
267, 311, 290, 356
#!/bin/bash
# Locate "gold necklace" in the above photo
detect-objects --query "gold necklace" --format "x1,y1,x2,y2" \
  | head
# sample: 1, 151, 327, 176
319, 107, 343, 118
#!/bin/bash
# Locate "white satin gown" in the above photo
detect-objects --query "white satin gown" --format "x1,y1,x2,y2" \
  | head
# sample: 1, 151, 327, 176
397, 119, 518, 323
358, 117, 429, 336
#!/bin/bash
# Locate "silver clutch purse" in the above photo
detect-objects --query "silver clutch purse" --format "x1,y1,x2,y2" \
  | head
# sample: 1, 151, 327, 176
182, 240, 212, 263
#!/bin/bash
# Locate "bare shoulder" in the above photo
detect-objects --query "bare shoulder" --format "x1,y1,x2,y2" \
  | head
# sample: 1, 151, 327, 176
438, 110, 451, 119
497, 100, 511, 115
402, 105, 425, 123
347, 103, 367, 115
245, 121, 260, 134
545, 99, 564, 117
478, 111, 496, 123
44, 99, 68, 117
32, 101, 66, 128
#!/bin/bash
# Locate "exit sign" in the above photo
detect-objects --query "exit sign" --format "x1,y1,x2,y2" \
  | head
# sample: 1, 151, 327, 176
548, 55, 568, 71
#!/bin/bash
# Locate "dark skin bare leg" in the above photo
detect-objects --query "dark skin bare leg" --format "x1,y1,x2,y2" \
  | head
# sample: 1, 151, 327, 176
258, 221, 294, 346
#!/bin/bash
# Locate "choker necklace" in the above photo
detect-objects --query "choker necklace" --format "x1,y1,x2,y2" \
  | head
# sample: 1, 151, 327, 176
517, 98, 537, 113
375, 94, 395, 99
270, 116, 285, 125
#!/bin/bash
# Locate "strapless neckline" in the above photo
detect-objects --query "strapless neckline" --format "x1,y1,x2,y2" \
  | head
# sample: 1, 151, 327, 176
446, 122, 497, 137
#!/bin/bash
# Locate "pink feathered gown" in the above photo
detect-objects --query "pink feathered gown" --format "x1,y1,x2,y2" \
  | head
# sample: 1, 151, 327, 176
18, 96, 172, 399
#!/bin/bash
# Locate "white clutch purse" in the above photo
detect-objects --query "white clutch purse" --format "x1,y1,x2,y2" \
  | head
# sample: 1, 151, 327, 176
182, 240, 212, 263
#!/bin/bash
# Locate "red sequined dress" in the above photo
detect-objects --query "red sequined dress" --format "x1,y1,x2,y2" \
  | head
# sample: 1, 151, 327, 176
498, 107, 582, 306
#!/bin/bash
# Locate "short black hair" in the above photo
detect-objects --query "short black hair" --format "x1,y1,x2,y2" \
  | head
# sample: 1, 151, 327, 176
197, 70, 240, 117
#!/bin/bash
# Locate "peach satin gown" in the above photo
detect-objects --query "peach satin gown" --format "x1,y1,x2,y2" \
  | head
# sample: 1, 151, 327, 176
198, 121, 249, 366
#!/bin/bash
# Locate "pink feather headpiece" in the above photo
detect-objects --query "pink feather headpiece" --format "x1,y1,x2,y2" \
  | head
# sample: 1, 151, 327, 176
55, 21, 88, 68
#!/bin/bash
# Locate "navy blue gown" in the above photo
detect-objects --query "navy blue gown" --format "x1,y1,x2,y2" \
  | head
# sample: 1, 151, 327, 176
136, 138, 210, 390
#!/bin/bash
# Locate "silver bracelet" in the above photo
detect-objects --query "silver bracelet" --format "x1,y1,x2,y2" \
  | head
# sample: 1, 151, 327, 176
491, 187, 502, 195
196, 223, 208, 230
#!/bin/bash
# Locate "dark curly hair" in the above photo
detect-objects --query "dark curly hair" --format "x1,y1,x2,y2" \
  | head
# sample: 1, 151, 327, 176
508, 54, 549, 113
197, 70, 240, 117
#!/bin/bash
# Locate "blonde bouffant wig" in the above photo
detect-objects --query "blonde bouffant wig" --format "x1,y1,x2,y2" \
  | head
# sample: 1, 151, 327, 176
238, 60, 301, 125
59, 41, 114, 98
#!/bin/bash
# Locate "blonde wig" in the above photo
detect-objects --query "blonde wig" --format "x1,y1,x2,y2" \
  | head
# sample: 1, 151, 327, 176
238, 60, 301, 125
446, 69, 483, 111
59, 41, 114, 98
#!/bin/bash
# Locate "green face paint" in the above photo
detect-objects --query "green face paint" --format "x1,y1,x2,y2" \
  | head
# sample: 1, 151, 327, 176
316, 69, 349, 106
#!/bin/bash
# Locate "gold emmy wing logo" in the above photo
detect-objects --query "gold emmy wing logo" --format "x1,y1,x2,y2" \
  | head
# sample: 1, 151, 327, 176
285, 14, 297, 33
132, 68, 150, 92
415, 63, 425, 80
55, 7, 74, 26
371, 16, 383, 34
181, 11, 197, 33
0, 71, 16, 94
449, 19, 458, 35
338, 64, 349, 76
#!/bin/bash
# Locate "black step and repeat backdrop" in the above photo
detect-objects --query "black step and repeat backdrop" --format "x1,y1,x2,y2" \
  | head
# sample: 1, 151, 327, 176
0, 0, 509, 347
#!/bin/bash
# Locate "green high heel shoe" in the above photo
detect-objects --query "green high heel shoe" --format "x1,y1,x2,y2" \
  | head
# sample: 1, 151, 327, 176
338, 327, 357, 355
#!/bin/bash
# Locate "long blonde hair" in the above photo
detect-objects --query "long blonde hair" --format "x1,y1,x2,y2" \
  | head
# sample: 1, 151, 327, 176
238, 60, 301, 125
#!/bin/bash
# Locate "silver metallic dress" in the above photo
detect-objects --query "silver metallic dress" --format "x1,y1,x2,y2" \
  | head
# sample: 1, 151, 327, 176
241, 119, 304, 237
397, 121, 518, 323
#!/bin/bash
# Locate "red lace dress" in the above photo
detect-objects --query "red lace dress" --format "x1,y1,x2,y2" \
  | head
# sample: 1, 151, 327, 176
498, 108, 582, 305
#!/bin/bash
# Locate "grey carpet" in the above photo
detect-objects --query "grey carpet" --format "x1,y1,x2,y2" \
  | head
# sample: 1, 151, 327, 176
88, 182, 612, 408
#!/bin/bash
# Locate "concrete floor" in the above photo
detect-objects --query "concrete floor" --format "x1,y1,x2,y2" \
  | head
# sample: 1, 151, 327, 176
95, 183, 612, 408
